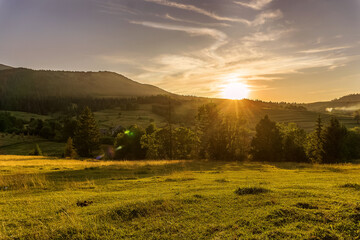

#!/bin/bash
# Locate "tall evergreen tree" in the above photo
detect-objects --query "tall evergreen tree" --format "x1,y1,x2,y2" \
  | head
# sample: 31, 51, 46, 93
322, 117, 348, 163
250, 115, 283, 162
74, 107, 100, 157
305, 116, 325, 163
196, 103, 221, 159
64, 137, 77, 158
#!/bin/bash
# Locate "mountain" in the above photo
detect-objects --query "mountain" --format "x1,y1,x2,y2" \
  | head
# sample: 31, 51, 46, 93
0, 64, 12, 71
305, 94, 360, 112
0, 67, 169, 98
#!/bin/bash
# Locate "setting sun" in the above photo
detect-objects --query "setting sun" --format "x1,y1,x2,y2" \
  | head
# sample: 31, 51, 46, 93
221, 82, 250, 100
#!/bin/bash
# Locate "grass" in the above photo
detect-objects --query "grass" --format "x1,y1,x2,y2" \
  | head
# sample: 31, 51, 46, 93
0, 134, 64, 156
1, 156, 360, 239
94, 104, 166, 129
2, 111, 51, 121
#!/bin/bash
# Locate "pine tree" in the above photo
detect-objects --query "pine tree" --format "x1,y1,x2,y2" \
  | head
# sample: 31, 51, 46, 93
322, 117, 348, 163
196, 103, 221, 159
74, 107, 100, 157
64, 137, 77, 158
305, 116, 325, 163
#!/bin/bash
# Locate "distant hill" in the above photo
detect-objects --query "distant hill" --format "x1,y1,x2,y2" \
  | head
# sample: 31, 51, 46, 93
0, 67, 170, 98
305, 94, 360, 112
332, 94, 360, 103
0, 64, 12, 71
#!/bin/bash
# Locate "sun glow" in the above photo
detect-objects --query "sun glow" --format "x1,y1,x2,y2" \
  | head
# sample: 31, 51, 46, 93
221, 82, 250, 100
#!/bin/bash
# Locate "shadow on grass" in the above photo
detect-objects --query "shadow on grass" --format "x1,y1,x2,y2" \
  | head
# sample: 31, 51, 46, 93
42, 160, 272, 184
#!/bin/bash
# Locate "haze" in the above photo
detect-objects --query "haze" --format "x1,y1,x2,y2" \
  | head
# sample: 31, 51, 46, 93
0, 0, 359, 102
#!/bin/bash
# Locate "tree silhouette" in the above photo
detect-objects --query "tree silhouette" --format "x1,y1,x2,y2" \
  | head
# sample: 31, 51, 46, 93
250, 115, 283, 162
305, 116, 325, 163
74, 107, 100, 157
322, 117, 348, 163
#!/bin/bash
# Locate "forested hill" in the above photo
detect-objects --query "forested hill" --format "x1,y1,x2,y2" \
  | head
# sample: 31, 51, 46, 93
0, 67, 169, 98
304, 94, 360, 112
332, 94, 360, 103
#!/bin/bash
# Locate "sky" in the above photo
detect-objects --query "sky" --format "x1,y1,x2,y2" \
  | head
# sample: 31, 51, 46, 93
0, 0, 359, 102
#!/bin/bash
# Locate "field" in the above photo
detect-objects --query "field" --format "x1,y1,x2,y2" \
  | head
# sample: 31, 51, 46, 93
1, 156, 360, 239
94, 104, 166, 129
0, 134, 64, 156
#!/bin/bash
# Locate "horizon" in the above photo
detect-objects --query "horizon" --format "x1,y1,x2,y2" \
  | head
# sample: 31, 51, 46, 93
1, 62, 359, 104
0, 0, 359, 102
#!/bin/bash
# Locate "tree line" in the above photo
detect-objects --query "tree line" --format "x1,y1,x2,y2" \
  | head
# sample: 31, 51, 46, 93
0, 95, 185, 115
67, 103, 360, 163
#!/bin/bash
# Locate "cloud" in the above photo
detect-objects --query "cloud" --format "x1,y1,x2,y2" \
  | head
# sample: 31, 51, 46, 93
251, 10, 283, 26
93, 0, 139, 15
129, 21, 228, 52
243, 28, 292, 43
146, 0, 282, 26
234, 0, 272, 10
162, 14, 231, 27
299, 46, 352, 54
144, 0, 249, 23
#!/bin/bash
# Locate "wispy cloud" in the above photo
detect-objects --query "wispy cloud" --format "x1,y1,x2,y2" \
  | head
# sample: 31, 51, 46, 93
129, 21, 228, 52
251, 10, 283, 26
162, 14, 231, 27
234, 0, 272, 10
299, 46, 352, 54
146, 0, 282, 26
144, 0, 249, 24
243, 28, 293, 42
93, 0, 139, 15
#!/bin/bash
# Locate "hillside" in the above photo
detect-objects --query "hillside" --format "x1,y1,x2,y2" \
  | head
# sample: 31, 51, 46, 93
0, 64, 12, 71
304, 94, 360, 113
0, 67, 169, 98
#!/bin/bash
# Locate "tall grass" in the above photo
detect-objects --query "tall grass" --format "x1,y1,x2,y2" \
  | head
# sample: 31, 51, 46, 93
0, 173, 49, 191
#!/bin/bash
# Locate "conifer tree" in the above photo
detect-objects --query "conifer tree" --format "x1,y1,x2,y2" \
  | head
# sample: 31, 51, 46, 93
305, 116, 325, 163
322, 117, 348, 163
64, 137, 77, 158
74, 107, 100, 157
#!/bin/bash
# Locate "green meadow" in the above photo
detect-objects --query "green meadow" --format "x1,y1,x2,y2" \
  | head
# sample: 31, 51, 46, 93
1, 156, 360, 239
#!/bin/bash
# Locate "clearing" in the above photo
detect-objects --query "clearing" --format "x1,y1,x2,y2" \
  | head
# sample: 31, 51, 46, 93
1, 156, 360, 239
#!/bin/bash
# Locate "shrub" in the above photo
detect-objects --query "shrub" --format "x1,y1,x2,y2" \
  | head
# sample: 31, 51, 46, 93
235, 187, 270, 195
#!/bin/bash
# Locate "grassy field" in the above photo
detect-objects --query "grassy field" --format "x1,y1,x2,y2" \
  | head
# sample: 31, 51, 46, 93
1, 156, 360, 239
0, 111, 51, 121
94, 104, 166, 129
0, 134, 64, 156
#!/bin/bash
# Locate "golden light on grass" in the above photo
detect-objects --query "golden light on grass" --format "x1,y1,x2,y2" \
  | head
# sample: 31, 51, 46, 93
221, 82, 250, 100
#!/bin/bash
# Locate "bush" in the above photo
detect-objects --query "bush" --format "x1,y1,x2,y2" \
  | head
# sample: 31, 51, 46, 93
235, 187, 270, 195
